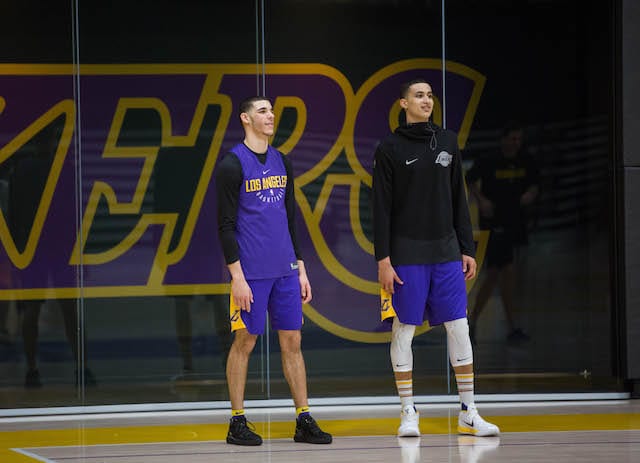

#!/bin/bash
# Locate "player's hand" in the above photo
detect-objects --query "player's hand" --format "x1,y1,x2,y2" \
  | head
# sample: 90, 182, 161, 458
297, 260, 312, 303
299, 275, 312, 304
462, 254, 477, 280
520, 190, 536, 205
478, 197, 494, 217
378, 257, 403, 294
231, 278, 254, 312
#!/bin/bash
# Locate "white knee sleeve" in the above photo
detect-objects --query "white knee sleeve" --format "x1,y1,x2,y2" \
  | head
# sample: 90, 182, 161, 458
444, 318, 473, 367
390, 317, 415, 372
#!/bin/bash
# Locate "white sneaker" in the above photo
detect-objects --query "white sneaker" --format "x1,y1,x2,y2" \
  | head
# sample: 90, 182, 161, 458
458, 406, 500, 437
398, 406, 420, 437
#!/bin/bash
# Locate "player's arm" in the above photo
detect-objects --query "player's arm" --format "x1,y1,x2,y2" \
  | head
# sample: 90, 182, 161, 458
215, 153, 254, 311
451, 141, 477, 280
467, 160, 494, 217
468, 179, 494, 217
372, 144, 403, 293
282, 154, 311, 303
520, 184, 539, 206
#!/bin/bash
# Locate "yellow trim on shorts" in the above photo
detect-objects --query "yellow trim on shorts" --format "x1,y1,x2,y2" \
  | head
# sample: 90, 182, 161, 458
380, 288, 397, 321
229, 294, 246, 332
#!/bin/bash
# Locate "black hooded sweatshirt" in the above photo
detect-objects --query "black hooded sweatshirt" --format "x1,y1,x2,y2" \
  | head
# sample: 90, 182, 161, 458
372, 121, 475, 265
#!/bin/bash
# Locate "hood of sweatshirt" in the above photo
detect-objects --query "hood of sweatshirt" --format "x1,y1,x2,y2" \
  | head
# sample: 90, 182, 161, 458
394, 121, 440, 150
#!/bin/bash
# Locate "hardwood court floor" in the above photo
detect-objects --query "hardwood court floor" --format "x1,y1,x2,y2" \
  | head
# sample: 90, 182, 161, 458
1, 400, 639, 462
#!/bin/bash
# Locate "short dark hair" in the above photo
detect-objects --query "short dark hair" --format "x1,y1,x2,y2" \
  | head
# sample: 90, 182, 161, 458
501, 120, 524, 138
239, 96, 271, 118
400, 78, 429, 99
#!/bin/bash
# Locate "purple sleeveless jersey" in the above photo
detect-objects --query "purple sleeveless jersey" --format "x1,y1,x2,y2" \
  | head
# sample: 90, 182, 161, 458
231, 143, 298, 280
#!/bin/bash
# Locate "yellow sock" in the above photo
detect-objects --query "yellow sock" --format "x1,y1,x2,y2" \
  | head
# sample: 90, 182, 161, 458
296, 406, 310, 416
231, 409, 245, 417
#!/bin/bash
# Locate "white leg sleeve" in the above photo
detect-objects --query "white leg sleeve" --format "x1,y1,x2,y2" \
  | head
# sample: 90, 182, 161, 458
444, 317, 473, 367
390, 317, 416, 372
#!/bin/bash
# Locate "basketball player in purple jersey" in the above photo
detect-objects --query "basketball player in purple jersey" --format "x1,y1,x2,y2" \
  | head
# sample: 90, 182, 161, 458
215, 96, 332, 446
372, 80, 500, 437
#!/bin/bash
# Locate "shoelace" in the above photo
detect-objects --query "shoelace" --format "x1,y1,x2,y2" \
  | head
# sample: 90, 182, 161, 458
402, 406, 417, 416
299, 416, 324, 435
233, 418, 258, 437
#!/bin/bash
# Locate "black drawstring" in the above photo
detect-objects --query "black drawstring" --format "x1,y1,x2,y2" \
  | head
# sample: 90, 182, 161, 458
426, 122, 437, 150
397, 122, 438, 150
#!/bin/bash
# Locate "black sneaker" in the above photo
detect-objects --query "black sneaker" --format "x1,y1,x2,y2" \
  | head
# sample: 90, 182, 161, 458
507, 328, 530, 345
226, 416, 262, 446
294, 414, 332, 444
0, 329, 12, 345
75, 368, 98, 388
24, 369, 42, 388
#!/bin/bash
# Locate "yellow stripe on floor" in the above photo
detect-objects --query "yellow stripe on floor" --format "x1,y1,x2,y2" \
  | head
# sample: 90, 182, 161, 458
0, 413, 638, 462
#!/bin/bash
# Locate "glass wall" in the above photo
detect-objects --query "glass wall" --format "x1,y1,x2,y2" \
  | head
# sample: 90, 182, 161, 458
75, 1, 263, 406
0, 1, 82, 408
264, 0, 452, 398
0, 0, 620, 411
446, 0, 618, 393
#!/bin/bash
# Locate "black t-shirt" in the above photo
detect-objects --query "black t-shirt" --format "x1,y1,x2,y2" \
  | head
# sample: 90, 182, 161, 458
467, 151, 539, 236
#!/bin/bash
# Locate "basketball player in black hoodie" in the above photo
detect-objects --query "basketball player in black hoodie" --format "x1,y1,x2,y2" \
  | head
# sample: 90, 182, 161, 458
372, 79, 499, 438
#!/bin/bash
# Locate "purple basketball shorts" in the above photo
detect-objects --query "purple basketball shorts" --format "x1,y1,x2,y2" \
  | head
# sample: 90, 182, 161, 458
380, 261, 467, 326
230, 273, 302, 334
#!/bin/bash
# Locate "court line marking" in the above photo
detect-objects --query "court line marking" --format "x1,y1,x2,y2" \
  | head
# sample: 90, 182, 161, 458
2, 412, 639, 462
9, 448, 55, 463
0, 393, 630, 418
1, 399, 634, 424
17, 434, 640, 461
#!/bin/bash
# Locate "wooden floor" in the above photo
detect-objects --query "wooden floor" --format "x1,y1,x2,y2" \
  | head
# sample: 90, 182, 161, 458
1, 400, 639, 462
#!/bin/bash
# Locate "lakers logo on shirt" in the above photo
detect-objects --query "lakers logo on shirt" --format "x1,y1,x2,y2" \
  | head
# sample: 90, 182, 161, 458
435, 150, 452, 167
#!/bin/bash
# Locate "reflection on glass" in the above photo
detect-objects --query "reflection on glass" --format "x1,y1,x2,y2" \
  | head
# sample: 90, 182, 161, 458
0, 110, 83, 402
171, 295, 232, 382
449, 0, 615, 393
71, 0, 262, 406
467, 122, 540, 346
20, 299, 94, 389
0, 0, 620, 412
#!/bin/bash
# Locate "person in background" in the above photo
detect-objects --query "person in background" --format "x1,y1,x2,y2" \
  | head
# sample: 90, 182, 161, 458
467, 122, 539, 345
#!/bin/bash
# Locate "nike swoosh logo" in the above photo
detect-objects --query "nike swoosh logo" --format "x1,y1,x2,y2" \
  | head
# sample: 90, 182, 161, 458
262, 169, 271, 174
462, 419, 474, 427
395, 363, 408, 367
405, 158, 418, 165
456, 357, 471, 362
